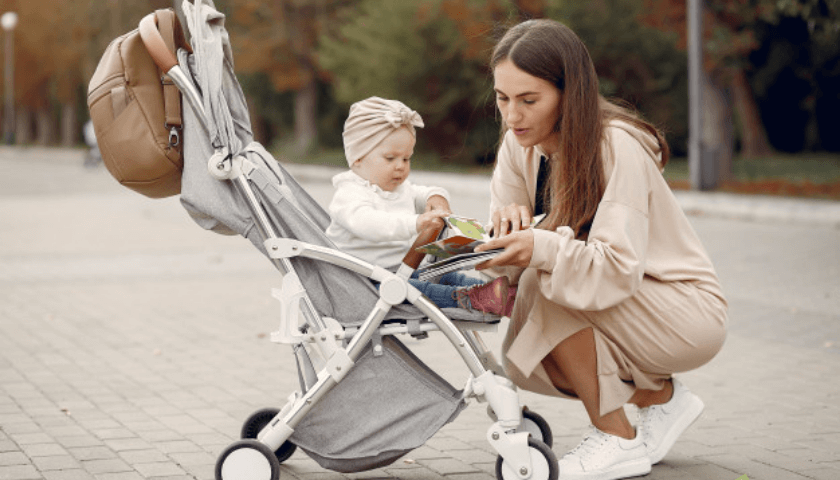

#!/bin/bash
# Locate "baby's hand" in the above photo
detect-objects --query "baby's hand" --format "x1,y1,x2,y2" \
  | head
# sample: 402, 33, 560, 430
417, 210, 449, 233
425, 195, 451, 214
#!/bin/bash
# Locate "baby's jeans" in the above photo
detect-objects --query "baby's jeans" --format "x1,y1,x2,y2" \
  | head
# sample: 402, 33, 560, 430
407, 271, 484, 309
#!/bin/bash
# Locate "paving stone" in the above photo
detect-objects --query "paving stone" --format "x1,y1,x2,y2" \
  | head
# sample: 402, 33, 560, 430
798, 467, 840, 480
294, 472, 347, 480
0, 451, 27, 466
0, 464, 41, 480
20, 442, 68, 457
31, 454, 81, 471
56, 435, 103, 448
117, 448, 170, 464
446, 473, 497, 480
154, 440, 203, 454
41, 469, 96, 480
381, 467, 447, 480
80, 457, 133, 474
133, 461, 187, 477
418, 458, 481, 475
68, 446, 118, 461
702, 453, 811, 480
90, 472, 145, 480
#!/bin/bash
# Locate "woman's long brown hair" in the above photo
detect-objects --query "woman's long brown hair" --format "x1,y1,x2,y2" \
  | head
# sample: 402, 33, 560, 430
491, 19, 669, 239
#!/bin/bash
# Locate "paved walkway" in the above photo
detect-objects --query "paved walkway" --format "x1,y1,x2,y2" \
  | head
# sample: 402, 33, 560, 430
1, 147, 839, 480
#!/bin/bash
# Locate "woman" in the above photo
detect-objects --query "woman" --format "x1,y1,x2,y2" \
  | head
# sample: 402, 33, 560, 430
475, 19, 727, 480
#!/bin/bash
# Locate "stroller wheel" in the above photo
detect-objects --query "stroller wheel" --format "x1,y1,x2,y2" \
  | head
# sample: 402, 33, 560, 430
241, 408, 298, 464
519, 407, 553, 448
495, 437, 557, 480
216, 439, 280, 480
487, 406, 554, 448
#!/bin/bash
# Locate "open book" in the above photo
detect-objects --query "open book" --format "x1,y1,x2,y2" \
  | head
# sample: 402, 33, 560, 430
414, 214, 544, 281
414, 216, 493, 259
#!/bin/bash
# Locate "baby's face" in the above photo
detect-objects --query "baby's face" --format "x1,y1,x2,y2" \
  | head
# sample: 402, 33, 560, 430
352, 126, 415, 192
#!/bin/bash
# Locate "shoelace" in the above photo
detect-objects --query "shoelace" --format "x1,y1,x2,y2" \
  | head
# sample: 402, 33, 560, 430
638, 405, 665, 436
565, 427, 609, 459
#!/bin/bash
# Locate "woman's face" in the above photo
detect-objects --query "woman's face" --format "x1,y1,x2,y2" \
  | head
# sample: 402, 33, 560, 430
493, 59, 563, 156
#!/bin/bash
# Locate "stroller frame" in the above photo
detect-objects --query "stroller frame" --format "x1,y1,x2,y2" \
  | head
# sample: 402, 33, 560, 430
140, 8, 557, 480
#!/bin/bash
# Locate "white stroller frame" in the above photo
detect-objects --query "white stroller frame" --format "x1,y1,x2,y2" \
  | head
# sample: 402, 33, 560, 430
139, 6, 558, 480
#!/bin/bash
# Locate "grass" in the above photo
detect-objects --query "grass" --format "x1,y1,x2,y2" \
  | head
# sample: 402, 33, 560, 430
664, 153, 840, 200
663, 153, 840, 184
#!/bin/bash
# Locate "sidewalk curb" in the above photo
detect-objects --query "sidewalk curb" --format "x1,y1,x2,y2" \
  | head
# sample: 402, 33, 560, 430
284, 163, 840, 229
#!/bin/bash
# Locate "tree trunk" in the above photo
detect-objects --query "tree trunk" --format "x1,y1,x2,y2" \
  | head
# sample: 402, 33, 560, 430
702, 72, 734, 183
247, 95, 273, 147
294, 77, 318, 155
61, 103, 77, 146
15, 107, 32, 145
35, 108, 55, 146
731, 68, 773, 159
284, 1, 319, 157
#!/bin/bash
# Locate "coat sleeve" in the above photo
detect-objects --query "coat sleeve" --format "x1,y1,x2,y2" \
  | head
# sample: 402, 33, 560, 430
409, 183, 450, 212
527, 130, 653, 311
490, 133, 533, 216
487, 133, 534, 282
328, 184, 418, 243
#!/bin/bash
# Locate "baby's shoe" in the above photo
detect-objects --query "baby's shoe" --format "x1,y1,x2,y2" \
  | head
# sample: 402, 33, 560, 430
455, 276, 510, 316
504, 285, 517, 317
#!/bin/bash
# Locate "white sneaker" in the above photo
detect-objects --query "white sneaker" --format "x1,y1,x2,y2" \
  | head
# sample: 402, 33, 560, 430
557, 426, 652, 480
637, 378, 705, 465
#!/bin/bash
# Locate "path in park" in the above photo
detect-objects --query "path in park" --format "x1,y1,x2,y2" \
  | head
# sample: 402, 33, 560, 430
1, 147, 839, 480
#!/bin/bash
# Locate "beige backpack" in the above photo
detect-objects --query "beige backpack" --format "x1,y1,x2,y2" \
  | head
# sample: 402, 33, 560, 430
87, 9, 191, 198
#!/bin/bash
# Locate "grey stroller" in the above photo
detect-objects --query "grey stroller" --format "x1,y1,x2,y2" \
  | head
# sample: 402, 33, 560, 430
142, 2, 558, 479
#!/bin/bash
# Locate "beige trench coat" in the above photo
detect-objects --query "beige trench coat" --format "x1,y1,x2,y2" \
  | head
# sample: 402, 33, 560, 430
489, 122, 727, 415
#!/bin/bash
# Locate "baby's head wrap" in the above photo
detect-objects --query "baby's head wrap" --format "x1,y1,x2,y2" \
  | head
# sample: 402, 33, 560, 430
343, 97, 424, 166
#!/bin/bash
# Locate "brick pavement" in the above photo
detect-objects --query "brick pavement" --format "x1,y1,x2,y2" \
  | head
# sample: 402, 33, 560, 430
1, 148, 839, 480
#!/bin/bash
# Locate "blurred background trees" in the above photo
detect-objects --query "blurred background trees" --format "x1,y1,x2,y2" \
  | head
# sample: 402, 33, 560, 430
0, 0, 837, 171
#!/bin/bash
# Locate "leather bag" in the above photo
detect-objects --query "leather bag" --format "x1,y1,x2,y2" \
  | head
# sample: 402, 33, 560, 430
87, 9, 190, 198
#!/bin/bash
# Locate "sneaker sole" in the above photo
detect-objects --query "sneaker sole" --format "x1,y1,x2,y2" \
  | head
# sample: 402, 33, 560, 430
560, 457, 652, 480
648, 394, 705, 465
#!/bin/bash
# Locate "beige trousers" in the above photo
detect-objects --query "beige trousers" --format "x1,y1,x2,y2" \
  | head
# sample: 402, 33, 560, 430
502, 271, 727, 416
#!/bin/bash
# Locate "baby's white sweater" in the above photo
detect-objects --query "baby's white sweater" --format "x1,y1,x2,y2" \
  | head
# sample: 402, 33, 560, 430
325, 170, 449, 269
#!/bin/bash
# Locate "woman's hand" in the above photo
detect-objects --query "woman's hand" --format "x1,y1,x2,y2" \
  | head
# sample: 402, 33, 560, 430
417, 209, 449, 233
475, 228, 534, 270
489, 203, 532, 238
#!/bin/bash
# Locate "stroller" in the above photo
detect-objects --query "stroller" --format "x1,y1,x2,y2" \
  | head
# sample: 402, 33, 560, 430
143, 2, 558, 479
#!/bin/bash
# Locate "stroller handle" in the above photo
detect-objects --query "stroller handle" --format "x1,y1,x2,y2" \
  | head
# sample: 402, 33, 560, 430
139, 10, 184, 73
403, 222, 445, 270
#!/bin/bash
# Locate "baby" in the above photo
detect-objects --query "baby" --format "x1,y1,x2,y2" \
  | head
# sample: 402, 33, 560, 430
325, 97, 510, 316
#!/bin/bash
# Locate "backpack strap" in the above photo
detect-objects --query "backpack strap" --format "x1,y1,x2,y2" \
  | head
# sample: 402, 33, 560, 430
139, 9, 186, 139
155, 9, 182, 134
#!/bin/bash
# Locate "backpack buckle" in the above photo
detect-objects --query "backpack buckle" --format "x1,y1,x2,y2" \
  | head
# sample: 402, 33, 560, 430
168, 126, 181, 147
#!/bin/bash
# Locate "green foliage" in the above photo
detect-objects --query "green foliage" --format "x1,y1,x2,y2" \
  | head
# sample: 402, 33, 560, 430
317, 0, 511, 163
544, 0, 690, 153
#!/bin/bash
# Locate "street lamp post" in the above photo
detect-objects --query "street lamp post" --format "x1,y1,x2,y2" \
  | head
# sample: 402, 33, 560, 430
688, 0, 718, 190
2, 11, 17, 145
687, 0, 703, 190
